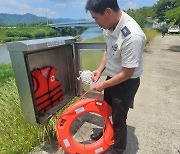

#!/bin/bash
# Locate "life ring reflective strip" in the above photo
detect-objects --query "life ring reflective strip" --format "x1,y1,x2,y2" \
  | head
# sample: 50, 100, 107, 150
56, 98, 114, 154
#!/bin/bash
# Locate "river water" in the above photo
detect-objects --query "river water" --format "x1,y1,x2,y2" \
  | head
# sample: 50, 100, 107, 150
0, 27, 102, 64
81, 26, 102, 39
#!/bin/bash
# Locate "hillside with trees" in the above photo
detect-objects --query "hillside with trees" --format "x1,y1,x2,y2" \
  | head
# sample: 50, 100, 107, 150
126, 0, 180, 27
0, 13, 80, 26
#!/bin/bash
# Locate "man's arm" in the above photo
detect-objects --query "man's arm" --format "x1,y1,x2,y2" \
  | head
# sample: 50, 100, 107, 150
93, 34, 145, 92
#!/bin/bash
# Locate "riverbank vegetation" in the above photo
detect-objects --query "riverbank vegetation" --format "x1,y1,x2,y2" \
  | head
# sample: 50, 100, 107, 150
0, 27, 59, 42
0, 81, 45, 153
0, 64, 13, 83
0, 64, 44, 153
84, 35, 104, 42
0, 64, 78, 153
127, 0, 180, 27
0, 25, 86, 43
144, 28, 160, 44
84, 28, 160, 44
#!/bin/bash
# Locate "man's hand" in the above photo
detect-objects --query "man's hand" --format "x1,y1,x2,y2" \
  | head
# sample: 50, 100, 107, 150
92, 81, 107, 92
92, 67, 136, 92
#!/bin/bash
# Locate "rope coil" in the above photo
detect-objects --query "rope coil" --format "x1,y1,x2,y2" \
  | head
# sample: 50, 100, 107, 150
77, 70, 94, 85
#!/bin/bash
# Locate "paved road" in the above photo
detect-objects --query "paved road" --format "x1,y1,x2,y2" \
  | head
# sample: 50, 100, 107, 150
31, 36, 180, 154
126, 36, 180, 154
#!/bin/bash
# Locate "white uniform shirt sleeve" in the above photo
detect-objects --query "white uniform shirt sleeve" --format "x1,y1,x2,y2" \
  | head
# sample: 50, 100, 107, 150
121, 34, 145, 68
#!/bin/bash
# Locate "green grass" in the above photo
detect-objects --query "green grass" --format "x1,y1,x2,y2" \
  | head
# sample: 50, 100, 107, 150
0, 64, 78, 153
143, 28, 160, 44
83, 28, 160, 44
0, 64, 45, 153
0, 79, 45, 153
82, 51, 103, 71
82, 36, 105, 71
0, 27, 58, 43
0, 64, 14, 84
84, 35, 105, 42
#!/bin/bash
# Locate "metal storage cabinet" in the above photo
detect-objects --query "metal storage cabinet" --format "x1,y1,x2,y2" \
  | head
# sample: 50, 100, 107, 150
6, 36, 106, 125
6, 37, 77, 124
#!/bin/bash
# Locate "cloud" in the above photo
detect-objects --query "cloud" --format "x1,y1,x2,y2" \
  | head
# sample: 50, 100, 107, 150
126, 1, 137, 9
118, 0, 137, 10
0, 0, 58, 18
69, 0, 86, 8
54, 3, 66, 8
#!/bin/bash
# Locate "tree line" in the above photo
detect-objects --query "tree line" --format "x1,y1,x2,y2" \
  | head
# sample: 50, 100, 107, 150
0, 26, 87, 43
126, 0, 180, 27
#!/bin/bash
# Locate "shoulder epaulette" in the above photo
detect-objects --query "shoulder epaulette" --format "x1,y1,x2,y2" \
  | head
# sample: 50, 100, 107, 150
121, 26, 131, 37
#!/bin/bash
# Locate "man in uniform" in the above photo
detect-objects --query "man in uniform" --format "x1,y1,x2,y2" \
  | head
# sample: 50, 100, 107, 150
85, 0, 146, 153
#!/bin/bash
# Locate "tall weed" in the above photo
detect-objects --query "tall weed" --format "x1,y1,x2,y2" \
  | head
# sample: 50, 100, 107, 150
143, 28, 160, 44
0, 67, 45, 153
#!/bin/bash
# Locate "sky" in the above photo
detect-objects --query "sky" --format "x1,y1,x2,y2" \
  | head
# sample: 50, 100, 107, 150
0, 0, 158, 19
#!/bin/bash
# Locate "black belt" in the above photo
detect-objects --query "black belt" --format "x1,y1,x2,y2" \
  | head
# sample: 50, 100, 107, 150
106, 76, 139, 81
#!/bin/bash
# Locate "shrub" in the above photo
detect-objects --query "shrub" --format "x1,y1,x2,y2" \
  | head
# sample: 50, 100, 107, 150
6, 31, 32, 38
34, 31, 46, 39
47, 31, 58, 37
17, 32, 32, 38
6, 31, 15, 37
3, 37, 14, 42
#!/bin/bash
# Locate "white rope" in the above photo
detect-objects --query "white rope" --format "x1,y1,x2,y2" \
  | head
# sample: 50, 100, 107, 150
77, 70, 94, 85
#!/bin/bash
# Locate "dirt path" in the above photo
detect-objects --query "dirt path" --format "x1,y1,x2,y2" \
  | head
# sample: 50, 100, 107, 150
126, 36, 180, 154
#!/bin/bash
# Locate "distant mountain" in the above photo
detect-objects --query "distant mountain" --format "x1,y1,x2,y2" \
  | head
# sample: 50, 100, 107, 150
0, 13, 81, 26
0, 13, 47, 25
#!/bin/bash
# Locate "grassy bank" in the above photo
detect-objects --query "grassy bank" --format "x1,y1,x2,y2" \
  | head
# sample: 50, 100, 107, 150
0, 27, 59, 43
0, 64, 14, 84
0, 26, 86, 43
84, 35, 105, 42
0, 81, 45, 153
0, 64, 44, 153
84, 28, 160, 44
143, 28, 160, 44
0, 64, 77, 153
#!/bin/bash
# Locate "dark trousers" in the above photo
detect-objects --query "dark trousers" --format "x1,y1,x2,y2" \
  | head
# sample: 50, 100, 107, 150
162, 32, 166, 37
104, 77, 140, 150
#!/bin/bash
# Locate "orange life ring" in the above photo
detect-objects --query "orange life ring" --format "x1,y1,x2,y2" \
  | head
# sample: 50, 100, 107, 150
56, 98, 114, 154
